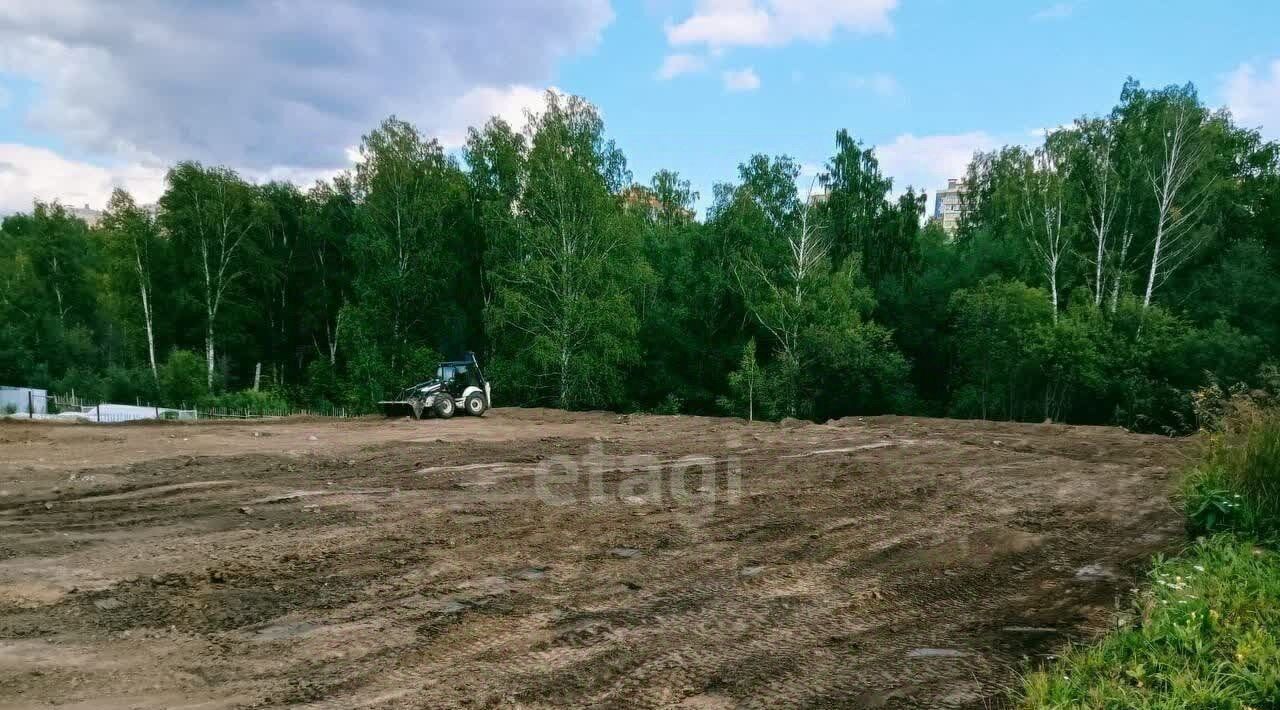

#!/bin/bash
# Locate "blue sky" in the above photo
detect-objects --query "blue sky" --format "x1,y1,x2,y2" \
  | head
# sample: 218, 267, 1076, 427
2, 1, 1278, 214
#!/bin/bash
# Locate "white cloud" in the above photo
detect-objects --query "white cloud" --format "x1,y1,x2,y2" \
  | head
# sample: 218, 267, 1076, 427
667, 0, 897, 49
1224, 58, 1280, 139
433, 85, 560, 149
1026, 123, 1073, 139
874, 131, 1000, 194
656, 53, 707, 80
844, 72, 899, 96
1032, 3, 1074, 21
0, 1, 612, 172
722, 67, 761, 92
0, 143, 364, 215
0, 143, 166, 214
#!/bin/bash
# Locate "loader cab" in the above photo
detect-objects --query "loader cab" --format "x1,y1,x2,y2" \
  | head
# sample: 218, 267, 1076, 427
434, 352, 491, 417
436, 361, 483, 397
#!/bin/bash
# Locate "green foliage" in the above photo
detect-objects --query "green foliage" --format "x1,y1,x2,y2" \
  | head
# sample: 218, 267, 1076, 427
948, 278, 1053, 420
722, 338, 762, 421
160, 350, 208, 406
653, 393, 683, 416
1, 79, 1278, 429
484, 92, 645, 410
201, 389, 291, 414
1021, 536, 1280, 709
1182, 404, 1280, 541
1023, 403, 1280, 708
104, 366, 159, 403
346, 116, 469, 390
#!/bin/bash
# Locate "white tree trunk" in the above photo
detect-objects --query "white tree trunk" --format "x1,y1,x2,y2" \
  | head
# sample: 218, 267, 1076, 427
1049, 265, 1059, 322
205, 317, 215, 390
1141, 223, 1164, 308
1142, 106, 1209, 309
135, 251, 157, 380
1019, 137, 1070, 322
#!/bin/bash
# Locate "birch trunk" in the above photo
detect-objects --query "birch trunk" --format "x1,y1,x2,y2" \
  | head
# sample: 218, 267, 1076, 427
135, 251, 157, 380
1019, 137, 1070, 322
1142, 106, 1209, 308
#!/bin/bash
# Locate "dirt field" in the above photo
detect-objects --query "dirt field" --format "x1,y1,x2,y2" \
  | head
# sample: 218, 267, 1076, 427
0, 409, 1188, 709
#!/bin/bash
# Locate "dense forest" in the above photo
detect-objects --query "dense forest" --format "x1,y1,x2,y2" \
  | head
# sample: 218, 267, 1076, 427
2, 80, 1278, 432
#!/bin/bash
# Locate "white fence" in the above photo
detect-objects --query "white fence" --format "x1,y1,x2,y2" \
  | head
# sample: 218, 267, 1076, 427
1, 389, 362, 424
0, 386, 47, 415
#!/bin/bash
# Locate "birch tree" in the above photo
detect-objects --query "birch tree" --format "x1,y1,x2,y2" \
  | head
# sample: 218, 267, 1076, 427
485, 92, 644, 409
303, 178, 355, 367
735, 175, 828, 362
344, 117, 466, 397
464, 117, 528, 311
1142, 102, 1211, 308
100, 189, 163, 380
161, 162, 259, 388
1017, 134, 1072, 321
1071, 118, 1122, 307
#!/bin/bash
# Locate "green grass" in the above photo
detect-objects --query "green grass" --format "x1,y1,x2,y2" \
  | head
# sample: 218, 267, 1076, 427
1021, 537, 1280, 709
1021, 404, 1280, 709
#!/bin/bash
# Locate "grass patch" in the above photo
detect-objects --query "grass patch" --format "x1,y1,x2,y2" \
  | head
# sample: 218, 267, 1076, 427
1021, 536, 1280, 708
1021, 403, 1280, 709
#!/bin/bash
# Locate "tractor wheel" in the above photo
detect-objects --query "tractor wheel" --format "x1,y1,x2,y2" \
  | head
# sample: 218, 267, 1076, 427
434, 396, 456, 419
465, 393, 488, 416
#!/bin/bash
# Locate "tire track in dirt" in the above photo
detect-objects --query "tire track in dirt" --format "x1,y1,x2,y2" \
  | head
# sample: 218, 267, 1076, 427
0, 411, 1185, 708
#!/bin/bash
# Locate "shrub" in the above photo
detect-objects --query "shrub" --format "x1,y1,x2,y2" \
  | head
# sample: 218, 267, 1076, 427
159, 350, 208, 406
51, 366, 106, 402
202, 389, 290, 415
105, 366, 159, 404
654, 392, 683, 415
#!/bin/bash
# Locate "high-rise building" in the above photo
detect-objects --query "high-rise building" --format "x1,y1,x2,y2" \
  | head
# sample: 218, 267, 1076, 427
932, 178, 967, 234
68, 204, 104, 228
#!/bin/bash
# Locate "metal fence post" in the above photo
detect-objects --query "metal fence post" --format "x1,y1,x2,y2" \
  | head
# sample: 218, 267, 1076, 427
29, 390, 34, 419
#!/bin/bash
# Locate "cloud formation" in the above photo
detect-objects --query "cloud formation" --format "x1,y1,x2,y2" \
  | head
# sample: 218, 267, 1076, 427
0, 144, 166, 214
873, 131, 999, 194
657, 53, 707, 80
0, 1, 612, 173
667, 0, 897, 49
1224, 58, 1280, 139
1032, 3, 1074, 21
723, 67, 762, 92
844, 72, 900, 96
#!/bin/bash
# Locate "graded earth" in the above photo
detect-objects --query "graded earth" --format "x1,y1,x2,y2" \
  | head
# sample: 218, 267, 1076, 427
0, 410, 1187, 708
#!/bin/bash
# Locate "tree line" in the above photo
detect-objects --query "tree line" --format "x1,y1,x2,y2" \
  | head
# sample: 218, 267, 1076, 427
2, 81, 1277, 431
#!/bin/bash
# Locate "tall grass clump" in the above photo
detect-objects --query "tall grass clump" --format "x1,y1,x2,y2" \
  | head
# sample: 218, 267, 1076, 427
1181, 399, 1280, 542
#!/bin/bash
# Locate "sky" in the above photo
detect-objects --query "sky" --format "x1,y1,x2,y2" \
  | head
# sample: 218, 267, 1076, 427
1, 0, 1279, 216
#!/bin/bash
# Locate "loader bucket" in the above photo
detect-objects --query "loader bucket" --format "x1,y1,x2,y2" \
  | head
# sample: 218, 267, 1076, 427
378, 400, 414, 418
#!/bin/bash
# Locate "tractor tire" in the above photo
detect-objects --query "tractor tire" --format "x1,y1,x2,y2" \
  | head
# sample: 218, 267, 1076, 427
434, 396, 456, 419
465, 393, 488, 416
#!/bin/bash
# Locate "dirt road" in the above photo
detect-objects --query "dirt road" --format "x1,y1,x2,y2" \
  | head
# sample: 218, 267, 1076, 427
0, 409, 1187, 708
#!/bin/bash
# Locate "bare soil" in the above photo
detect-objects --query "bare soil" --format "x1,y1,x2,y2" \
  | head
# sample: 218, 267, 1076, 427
0, 409, 1188, 708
